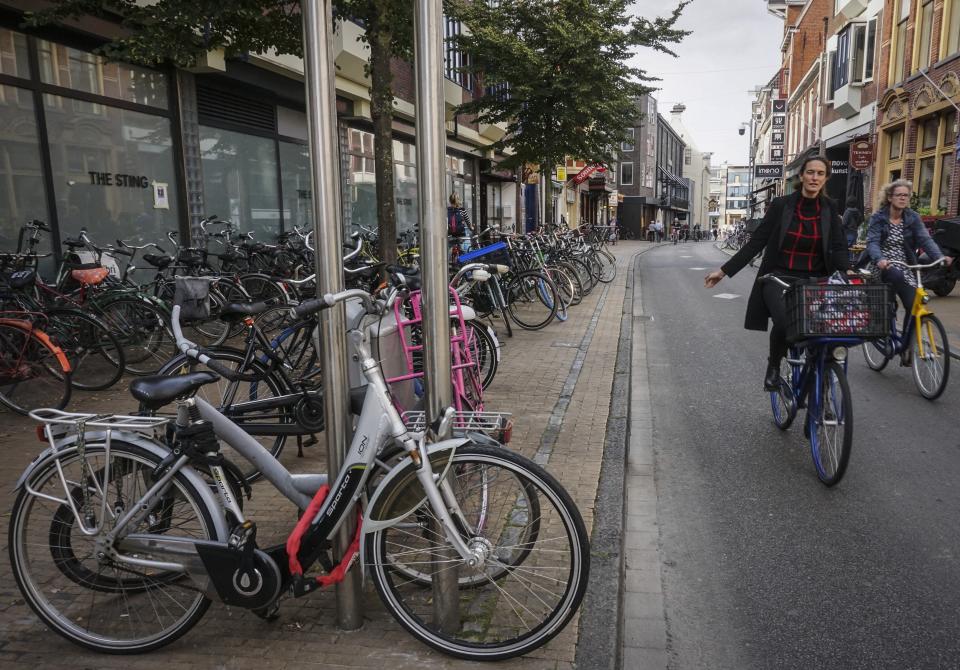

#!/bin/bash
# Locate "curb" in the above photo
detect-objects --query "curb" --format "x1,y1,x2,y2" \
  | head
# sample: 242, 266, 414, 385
574, 244, 659, 670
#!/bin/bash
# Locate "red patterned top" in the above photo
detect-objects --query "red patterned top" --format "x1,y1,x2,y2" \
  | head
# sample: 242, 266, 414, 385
776, 196, 825, 274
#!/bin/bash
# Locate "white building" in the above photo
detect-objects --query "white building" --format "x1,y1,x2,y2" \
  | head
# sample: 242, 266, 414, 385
667, 104, 712, 232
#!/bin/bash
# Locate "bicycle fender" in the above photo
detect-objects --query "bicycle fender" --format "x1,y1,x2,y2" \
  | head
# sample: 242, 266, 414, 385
14, 430, 229, 541
359, 437, 470, 575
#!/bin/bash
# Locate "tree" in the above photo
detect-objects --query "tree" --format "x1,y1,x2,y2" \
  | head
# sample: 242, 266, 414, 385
450, 0, 690, 228
25, 0, 411, 266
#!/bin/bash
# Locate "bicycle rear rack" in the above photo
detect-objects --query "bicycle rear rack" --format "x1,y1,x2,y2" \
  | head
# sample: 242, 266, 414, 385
401, 410, 513, 443
26, 409, 171, 536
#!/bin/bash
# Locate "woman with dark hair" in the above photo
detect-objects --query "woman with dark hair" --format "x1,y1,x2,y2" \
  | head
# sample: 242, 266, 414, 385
704, 156, 850, 390
842, 195, 863, 247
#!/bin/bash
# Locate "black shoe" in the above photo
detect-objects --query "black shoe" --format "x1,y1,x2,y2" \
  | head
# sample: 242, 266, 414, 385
764, 363, 780, 392
900, 348, 913, 367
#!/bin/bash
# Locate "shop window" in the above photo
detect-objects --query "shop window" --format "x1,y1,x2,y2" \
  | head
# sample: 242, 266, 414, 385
199, 125, 280, 242
279, 141, 312, 230
37, 40, 168, 109
937, 154, 953, 212
394, 139, 418, 236
914, 0, 934, 73
0, 28, 29, 79
44, 93, 177, 245
917, 156, 935, 209
0, 84, 49, 251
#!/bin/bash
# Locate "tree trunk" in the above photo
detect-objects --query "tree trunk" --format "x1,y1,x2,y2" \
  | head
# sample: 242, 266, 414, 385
541, 166, 553, 230
368, 15, 397, 266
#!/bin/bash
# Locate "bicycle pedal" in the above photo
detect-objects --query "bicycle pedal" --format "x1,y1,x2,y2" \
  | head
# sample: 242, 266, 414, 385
252, 601, 281, 622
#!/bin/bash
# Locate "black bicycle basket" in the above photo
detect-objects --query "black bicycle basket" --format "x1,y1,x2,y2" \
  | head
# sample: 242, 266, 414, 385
785, 282, 892, 341
173, 277, 213, 321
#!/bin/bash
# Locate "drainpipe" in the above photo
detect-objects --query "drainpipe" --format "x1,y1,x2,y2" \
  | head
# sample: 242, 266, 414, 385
818, 15, 828, 155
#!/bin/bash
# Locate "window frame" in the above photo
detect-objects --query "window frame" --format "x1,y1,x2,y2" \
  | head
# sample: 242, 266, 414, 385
619, 161, 633, 186
914, 112, 956, 215
891, 1, 909, 85
912, 0, 935, 74
621, 127, 635, 152
943, 0, 960, 58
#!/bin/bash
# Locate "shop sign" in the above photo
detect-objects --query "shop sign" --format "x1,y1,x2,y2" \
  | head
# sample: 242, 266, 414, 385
608, 191, 618, 207
573, 164, 601, 184
771, 99, 787, 115
153, 182, 169, 210
557, 166, 567, 181
754, 164, 784, 179
88, 171, 149, 188
831, 159, 848, 175
771, 131, 784, 146
849, 140, 874, 170
771, 147, 784, 162
772, 115, 785, 129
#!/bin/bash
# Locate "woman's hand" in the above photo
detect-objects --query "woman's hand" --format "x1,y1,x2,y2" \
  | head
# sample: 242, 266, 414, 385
945, 256, 954, 267
704, 269, 725, 288
877, 259, 890, 270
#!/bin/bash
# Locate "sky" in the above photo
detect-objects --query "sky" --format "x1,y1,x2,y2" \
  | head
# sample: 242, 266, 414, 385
627, 0, 785, 167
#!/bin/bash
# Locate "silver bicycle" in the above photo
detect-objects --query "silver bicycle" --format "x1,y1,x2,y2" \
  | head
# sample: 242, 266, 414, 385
8, 278, 590, 661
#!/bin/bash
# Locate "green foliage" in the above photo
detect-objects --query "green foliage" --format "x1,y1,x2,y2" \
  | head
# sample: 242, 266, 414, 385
449, 0, 690, 171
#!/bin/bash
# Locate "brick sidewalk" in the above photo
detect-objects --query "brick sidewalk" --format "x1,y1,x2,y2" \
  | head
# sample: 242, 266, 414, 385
0, 243, 644, 670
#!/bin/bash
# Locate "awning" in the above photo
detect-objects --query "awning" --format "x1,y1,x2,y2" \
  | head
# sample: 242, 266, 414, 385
824, 121, 873, 149
657, 166, 686, 188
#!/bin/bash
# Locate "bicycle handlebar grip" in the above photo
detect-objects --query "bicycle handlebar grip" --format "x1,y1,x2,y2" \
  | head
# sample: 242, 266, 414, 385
203, 357, 241, 381
293, 294, 335, 318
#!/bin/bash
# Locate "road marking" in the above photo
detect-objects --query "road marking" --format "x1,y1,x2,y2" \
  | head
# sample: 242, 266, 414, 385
689, 267, 707, 271
680, 255, 692, 258
713, 293, 741, 300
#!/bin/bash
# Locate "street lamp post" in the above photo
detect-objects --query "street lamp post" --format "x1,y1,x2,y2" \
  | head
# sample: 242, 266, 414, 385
739, 120, 755, 220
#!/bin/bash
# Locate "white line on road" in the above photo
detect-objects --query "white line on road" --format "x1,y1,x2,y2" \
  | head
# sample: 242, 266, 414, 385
689, 267, 707, 271
713, 293, 741, 300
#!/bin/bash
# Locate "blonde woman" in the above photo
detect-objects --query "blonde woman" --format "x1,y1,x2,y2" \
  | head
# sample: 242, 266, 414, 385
865, 179, 953, 363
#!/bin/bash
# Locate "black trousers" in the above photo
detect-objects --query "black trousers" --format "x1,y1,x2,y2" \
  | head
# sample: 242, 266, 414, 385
880, 266, 917, 336
761, 273, 819, 365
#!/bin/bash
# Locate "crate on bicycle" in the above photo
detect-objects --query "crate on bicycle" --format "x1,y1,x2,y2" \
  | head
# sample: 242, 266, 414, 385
457, 240, 511, 268
785, 281, 892, 341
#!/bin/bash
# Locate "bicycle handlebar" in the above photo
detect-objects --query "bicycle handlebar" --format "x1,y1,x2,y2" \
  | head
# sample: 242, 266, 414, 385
885, 258, 947, 270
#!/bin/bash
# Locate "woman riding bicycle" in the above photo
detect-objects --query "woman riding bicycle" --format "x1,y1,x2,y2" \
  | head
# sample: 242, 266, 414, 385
865, 179, 953, 364
704, 155, 849, 390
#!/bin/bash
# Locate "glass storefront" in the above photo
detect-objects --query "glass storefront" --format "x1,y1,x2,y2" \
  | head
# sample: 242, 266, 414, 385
200, 125, 281, 242
279, 140, 312, 230
44, 94, 178, 244
0, 84, 48, 251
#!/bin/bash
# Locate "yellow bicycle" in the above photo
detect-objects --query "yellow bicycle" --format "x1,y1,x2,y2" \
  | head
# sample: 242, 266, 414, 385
861, 258, 950, 399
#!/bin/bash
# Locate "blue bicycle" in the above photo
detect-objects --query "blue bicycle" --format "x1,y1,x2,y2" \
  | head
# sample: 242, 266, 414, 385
763, 275, 890, 486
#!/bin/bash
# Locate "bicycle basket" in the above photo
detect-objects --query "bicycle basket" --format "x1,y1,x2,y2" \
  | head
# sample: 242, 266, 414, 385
784, 282, 891, 342
173, 276, 213, 321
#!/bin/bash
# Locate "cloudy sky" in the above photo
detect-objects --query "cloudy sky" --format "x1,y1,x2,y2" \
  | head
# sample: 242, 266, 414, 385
627, 0, 784, 167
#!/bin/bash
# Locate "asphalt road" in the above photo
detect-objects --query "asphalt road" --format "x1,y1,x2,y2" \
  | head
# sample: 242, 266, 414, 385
638, 241, 960, 670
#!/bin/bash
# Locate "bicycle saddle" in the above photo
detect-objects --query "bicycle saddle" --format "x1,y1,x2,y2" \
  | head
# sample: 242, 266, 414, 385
143, 253, 173, 269
130, 371, 220, 410
4, 269, 36, 289
70, 267, 109, 286
219, 301, 271, 320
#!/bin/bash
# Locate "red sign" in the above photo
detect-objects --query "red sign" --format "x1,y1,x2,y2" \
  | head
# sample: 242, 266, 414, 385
849, 140, 874, 170
573, 164, 602, 184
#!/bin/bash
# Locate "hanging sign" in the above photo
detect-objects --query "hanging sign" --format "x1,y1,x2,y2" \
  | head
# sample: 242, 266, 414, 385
849, 140, 874, 170
755, 164, 784, 179
771, 147, 784, 162
557, 166, 567, 181
772, 116, 785, 129
771, 99, 787, 114
573, 164, 601, 184
771, 131, 785, 146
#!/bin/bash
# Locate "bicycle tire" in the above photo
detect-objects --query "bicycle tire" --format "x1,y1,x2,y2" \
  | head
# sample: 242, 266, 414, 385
45, 308, 125, 391
0, 321, 71, 414
97, 297, 174, 376
555, 261, 584, 306
861, 339, 890, 371
506, 270, 559, 330
150, 348, 289, 483
912, 314, 950, 400
770, 373, 796, 430
366, 444, 589, 661
465, 320, 499, 390
596, 250, 616, 283
567, 257, 595, 295
9, 441, 216, 652
808, 360, 853, 487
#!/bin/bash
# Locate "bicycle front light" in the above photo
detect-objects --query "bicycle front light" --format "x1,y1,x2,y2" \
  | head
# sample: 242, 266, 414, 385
832, 346, 848, 362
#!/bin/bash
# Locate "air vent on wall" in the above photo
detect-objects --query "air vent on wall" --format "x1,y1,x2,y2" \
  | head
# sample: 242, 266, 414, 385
196, 84, 276, 134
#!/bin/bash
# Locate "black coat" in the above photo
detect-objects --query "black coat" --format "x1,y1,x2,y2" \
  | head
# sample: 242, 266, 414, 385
721, 192, 849, 331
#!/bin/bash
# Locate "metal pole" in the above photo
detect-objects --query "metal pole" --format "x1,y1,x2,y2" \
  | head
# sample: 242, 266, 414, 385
301, 0, 363, 630
413, 0, 459, 632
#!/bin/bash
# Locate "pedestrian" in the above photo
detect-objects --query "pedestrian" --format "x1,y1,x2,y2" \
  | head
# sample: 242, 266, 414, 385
447, 192, 473, 239
703, 155, 850, 391
712, 227, 718, 241
865, 179, 953, 364
841, 195, 863, 247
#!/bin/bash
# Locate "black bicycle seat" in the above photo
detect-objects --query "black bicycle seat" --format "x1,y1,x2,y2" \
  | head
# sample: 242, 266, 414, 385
143, 253, 173, 269
130, 371, 220, 410
219, 301, 271, 321
4, 269, 36, 289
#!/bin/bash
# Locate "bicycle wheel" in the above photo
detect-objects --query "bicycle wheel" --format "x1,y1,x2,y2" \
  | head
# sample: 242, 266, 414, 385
98, 298, 174, 376
808, 360, 853, 487
9, 441, 216, 652
861, 338, 890, 371
151, 349, 289, 483
239, 273, 289, 332
45, 309, 125, 391
912, 315, 950, 400
596, 250, 616, 283
465, 320, 499, 390
555, 261, 584, 306
506, 270, 559, 331
546, 266, 578, 309
0, 322, 71, 414
770, 366, 796, 430
569, 257, 596, 295
366, 444, 589, 661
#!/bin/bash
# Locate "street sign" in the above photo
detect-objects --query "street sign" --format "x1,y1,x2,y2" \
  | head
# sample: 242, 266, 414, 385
755, 164, 784, 179
849, 140, 874, 170
772, 99, 787, 114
